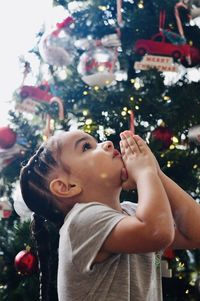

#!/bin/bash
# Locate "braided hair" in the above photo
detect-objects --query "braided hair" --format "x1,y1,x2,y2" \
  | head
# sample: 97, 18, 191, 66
20, 136, 66, 301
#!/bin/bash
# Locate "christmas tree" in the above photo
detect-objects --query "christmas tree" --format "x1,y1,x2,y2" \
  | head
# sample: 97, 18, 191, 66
0, 0, 200, 300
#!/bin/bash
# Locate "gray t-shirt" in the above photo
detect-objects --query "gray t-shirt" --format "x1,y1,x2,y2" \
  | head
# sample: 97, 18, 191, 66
58, 201, 163, 301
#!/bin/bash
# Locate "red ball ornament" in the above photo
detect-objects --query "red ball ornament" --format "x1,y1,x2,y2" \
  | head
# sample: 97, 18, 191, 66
152, 126, 173, 149
0, 197, 12, 219
0, 127, 17, 149
163, 247, 175, 260
14, 249, 38, 275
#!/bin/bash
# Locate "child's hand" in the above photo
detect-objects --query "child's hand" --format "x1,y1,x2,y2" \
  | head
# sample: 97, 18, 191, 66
120, 131, 158, 190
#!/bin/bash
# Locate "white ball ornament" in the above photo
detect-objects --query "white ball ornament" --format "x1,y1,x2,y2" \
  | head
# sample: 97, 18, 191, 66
77, 46, 119, 87
40, 16, 76, 67
188, 125, 200, 144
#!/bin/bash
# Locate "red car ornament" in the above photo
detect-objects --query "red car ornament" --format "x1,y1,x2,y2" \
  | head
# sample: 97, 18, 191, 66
134, 31, 191, 65
19, 85, 54, 103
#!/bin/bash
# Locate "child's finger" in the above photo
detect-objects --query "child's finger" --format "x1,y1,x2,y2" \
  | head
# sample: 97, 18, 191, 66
133, 135, 148, 154
119, 140, 125, 157
122, 132, 140, 154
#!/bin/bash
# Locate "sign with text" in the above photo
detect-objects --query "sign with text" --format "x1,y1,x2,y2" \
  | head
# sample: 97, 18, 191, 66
134, 55, 178, 72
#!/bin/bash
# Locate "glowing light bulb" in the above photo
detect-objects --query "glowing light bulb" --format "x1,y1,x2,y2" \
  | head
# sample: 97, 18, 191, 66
83, 110, 88, 116
85, 119, 92, 125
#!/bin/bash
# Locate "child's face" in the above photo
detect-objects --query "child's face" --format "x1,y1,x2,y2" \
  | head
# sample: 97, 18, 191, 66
58, 130, 124, 190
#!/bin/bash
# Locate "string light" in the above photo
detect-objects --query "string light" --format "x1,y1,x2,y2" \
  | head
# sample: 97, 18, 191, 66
98, 5, 107, 11
172, 136, 179, 143
134, 82, 141, 90
167, 161, 174, 168
85, 119, 92, 125
94, 86, 99, 91
138, 1, 144, 9
82, 110, 88, 116
163, 96, 171, 103
83, 91, 88, 95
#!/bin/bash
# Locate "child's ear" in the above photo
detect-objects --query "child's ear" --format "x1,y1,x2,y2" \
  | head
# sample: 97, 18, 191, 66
49, 178, 82, 198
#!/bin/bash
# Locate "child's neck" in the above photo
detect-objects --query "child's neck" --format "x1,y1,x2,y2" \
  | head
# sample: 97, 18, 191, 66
81, 187, 122, 212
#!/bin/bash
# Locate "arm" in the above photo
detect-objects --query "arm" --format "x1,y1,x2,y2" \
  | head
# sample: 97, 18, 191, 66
159, 170, 200, 249
101, 133, 174, 255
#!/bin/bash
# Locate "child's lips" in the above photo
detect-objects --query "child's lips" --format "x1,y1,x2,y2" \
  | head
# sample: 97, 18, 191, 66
113, 149, 121, 158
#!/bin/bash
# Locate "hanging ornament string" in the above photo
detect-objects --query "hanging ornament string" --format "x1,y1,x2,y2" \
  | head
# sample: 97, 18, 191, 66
116, 0, 123, 38
21, 61, 31, 87
51, 16, 74, 37
159, 9, 166, 31
45, 97, 64, 138
129, 110, 135, 134
174, 2, 190, 38
117, 0, 123, 27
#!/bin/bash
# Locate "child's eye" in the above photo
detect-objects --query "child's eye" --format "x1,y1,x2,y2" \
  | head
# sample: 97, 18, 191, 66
82, 142, 92, 152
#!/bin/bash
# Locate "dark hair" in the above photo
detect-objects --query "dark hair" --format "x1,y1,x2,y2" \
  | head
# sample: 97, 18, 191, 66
20, 136, 65, 301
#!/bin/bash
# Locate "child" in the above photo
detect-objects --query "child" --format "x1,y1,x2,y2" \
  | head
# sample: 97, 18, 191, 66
19, 129, 200, 301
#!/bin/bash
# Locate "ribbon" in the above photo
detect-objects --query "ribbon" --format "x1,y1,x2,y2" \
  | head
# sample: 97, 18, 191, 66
174, 2, 192, 64
174, 2, 189, 37
159, 10, 166, 31
117, 0, 123, 26
52, 16, 74, 37
45, 97, 64, 138
130, 110, 135, 134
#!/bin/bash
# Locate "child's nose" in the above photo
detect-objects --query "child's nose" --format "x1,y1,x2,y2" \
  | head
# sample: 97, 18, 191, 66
102, 141, 114, 152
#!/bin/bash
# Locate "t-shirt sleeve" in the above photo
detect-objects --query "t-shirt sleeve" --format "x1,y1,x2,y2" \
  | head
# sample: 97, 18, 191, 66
67, 202, 126, 273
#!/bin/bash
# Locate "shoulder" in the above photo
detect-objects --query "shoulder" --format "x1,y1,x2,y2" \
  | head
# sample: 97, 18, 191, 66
60, 202, 125, 234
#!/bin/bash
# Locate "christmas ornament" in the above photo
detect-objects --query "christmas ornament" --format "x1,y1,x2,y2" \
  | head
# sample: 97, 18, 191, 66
151, 126, 173, 149
44, 97, 65, 138
16, 85, 64, 122
16, 85, 55, 114
0, 127, 26, 172
163, 247, 175, 260
40, 16, 76, 67
0, 143, 25, 172
0, 196, 12, 219
161, 260, 172, 278
14, 248, 38, 276
134, 55, 178, 72
13, 182, 32, 222
188, 125, 200, 144
75, 33, 121, 50
175, 0, 200, 49
0, 127, 17, 149
77, 46, 119, 87
134, 10, 191, 65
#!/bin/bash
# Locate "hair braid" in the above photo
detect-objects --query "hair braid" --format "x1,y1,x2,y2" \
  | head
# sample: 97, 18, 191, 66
20, 137, 66, 301
31, 214, 50, 301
